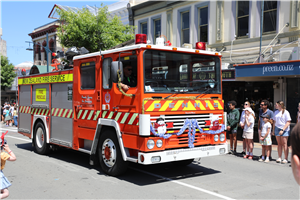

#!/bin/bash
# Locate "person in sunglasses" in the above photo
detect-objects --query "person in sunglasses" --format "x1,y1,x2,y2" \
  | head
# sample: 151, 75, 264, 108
258, 100, 274, 159
120, 65, 137, 92
239, 101, 255, 155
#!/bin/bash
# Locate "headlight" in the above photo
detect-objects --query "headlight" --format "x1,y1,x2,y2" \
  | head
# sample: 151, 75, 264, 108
214, 135, 219, 142
147, 139, 155, 149
156, 139, 163, 148
220, 133, 225, 142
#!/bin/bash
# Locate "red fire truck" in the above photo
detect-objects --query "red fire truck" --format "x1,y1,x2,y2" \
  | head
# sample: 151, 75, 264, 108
18, 35, 227, 176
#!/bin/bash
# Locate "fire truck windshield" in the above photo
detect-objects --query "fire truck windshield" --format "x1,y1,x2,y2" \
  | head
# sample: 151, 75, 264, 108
143, 50, 221, 94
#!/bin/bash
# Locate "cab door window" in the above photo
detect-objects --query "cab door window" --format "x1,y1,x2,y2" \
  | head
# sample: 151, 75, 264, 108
80, 62, 95, 90
102, 58, 113, 89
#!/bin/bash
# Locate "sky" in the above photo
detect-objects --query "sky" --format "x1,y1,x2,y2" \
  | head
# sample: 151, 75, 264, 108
1, 0, 117, 66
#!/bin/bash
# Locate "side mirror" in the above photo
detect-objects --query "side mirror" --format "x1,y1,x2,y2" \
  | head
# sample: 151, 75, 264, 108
111, 61, 123, 83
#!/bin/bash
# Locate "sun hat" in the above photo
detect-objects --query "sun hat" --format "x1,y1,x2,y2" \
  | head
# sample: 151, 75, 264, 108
243, 107, 253, 112
260, 113, 270, 119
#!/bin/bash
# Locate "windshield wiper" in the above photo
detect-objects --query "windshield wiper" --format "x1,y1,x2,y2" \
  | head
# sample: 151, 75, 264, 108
164, 91, 187, 99
195, 87, 213, 99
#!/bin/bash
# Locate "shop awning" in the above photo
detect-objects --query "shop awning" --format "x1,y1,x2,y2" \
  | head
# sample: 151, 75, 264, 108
235, 60, 300, 78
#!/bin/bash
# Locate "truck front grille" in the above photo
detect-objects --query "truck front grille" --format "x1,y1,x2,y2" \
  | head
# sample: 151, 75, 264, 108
150, 113, 223, 148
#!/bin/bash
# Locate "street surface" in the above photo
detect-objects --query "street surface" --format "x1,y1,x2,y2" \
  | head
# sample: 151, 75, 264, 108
1, 124, 299, 199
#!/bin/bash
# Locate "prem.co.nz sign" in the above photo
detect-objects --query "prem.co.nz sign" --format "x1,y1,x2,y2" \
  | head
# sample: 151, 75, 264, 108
235, 61, 300, 77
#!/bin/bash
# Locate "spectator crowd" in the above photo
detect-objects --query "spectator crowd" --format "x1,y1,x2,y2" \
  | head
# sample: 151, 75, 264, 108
1, 103, 18, 127
227, 99, 295, 164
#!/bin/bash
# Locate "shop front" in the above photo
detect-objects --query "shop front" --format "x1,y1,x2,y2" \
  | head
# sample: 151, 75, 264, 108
235, 60, 300, 124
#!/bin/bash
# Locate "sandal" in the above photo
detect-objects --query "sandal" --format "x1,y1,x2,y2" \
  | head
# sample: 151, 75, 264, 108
243, 155, 249, 159
248, 156, 253, 160
281, 159, 288, 164
276, 158, 282, 163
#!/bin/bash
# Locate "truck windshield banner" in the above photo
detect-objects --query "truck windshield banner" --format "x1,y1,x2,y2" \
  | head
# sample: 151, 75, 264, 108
18, 74, 73, 85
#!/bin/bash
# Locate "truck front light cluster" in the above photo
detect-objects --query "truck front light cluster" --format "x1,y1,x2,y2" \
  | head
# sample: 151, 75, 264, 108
214, 135, 219, 142
220, 133, 225, 142
147, 139, 155, 149
156, 139, 163, 148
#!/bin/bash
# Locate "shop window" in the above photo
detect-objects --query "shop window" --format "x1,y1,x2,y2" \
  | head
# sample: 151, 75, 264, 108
287, 78, 300, 123
102, 58, 112, 89
263, 1, 277, 33
198, 6, 208, 42
80, 62, 95, 89
181, 11, 190, 45
237, 1, 249, 37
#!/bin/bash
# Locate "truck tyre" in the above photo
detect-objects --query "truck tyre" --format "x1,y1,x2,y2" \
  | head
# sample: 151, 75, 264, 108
98, 129, 128, 176
34, 121, 50, 155
172, 159, 194, 166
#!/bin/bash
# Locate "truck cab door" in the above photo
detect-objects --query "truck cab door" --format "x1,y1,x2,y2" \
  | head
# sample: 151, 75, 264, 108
73, 57, 101, 150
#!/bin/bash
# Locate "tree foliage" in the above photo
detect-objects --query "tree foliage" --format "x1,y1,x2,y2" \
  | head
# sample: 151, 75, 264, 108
56, 5, 135, 52
0, 56, 16, 90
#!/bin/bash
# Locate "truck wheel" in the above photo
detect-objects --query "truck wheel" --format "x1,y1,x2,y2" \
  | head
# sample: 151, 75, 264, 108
34, 121, 50, 154
172, 159, 194, 166
98, 129, 128, 176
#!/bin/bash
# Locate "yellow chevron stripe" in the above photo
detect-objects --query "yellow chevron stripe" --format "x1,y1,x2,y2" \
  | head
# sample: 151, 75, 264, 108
172, 100, 184, 111
214, 100, 223, 110
120, 113, 129, 124
195, 100, 206, 110
159, 100, 173, 112
93, 110, 100, 120
205, 100, 215, 110
146, 100, 162, 112
87, 110, 94, 120
182, 101, 197, 111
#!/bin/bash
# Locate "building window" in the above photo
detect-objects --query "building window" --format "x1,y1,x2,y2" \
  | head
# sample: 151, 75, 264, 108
263, 1, 277, 33
181, 11, 190, 45
153, 19, 161, 44
141, 22, 147, 35
291, 0, 299, 28
198, 6, 208, 42
237, 1, 249, 37
80, 62, 95, 89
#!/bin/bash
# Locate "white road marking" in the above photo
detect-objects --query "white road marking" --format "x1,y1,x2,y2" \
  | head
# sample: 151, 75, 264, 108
1, 128, 18, 132
6, 135, 31, 142
131, 167, 235, 200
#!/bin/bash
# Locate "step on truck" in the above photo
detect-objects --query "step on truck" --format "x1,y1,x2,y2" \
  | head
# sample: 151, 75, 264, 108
18, 34, 228, 176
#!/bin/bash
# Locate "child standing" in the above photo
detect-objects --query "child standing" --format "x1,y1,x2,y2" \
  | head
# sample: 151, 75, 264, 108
259, 114, 272, 162
1, 142, 16, 199
242, 107, 255, 159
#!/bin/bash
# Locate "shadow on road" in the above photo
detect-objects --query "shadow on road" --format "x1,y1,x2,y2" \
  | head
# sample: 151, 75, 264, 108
15, 143, 221, 185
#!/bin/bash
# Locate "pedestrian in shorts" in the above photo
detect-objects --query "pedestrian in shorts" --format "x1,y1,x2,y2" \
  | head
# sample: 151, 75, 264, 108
242, 107, 255, 159
259, 113, 272, 163
239, 101, 255, 155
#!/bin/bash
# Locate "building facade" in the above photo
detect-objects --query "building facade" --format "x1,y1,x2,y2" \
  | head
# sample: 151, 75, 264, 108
128, 0, 300, 122
0, 28, 7, 57
29, 2, 130, 67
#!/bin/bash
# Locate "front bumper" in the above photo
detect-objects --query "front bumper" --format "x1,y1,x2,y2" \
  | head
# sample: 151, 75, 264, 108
138, 142, 228, 165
